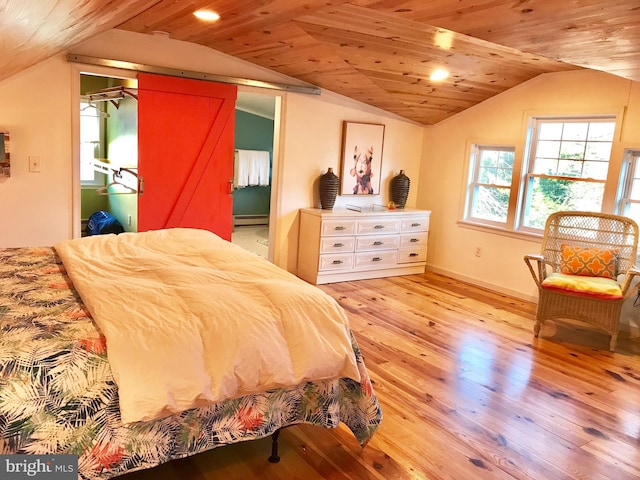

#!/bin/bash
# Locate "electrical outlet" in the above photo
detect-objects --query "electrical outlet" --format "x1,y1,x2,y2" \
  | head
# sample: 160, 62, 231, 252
475, 246, 481, 257
127, 214, 132, 226
29, 156, 41, 173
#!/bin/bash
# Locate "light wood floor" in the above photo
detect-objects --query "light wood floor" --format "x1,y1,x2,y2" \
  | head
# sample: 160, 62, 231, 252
123, 271, 640, 480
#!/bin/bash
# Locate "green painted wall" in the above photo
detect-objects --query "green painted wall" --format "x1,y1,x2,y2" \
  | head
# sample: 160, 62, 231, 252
233, 110, 273, 216
80, 188, 109, 219
105, 97, 138, 232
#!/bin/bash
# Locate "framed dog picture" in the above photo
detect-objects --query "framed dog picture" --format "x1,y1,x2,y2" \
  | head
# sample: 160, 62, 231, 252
339, 121, 385, 195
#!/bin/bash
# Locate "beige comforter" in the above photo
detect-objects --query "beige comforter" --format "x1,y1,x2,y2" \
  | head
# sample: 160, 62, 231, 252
54, 228, 360, 424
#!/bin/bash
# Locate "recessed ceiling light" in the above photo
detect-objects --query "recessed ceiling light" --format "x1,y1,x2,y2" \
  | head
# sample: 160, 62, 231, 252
430, 69, 449, 82
194, 10, 220, 22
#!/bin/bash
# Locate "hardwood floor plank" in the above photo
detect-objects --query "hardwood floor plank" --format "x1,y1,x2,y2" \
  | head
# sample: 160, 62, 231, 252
122, 271, 640, 479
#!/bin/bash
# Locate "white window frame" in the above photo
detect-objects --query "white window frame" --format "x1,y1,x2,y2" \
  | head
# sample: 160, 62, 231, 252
464, 144, 515, 227
517, 115, 617, 233
616, 149, 640, 224
462, 114, 619, 237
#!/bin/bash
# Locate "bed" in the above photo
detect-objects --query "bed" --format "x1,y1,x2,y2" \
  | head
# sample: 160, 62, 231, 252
0, 228, 382, 479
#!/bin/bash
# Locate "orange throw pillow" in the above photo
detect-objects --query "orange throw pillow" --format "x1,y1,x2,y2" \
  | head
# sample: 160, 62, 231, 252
560, 244, 618, 279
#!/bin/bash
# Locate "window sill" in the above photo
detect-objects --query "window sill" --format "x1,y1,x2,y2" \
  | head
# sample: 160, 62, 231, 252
457, 219, 543, 243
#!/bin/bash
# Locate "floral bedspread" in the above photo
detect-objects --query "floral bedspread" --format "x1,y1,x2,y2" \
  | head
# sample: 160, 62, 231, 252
0, 247, 382, 479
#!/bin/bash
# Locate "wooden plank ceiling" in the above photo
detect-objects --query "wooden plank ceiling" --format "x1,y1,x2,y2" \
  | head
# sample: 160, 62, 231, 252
2, 0, 639, 125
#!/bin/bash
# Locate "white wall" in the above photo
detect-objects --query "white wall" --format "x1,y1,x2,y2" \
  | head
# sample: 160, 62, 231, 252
418, 69, 640, 331
0, 54, 74, 246
0, 30, 424, 273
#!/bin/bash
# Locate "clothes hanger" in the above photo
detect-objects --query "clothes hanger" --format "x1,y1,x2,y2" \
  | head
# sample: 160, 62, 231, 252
81, 101, 110, 118
96, 170, 137, 196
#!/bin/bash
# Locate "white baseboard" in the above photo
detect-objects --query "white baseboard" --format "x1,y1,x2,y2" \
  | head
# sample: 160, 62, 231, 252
426, 264, 537, 303
427, 264, 640, 336
233, 214, 269, 227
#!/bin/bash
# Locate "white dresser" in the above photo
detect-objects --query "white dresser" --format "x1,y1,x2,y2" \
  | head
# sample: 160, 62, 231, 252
297, 207, 431, 285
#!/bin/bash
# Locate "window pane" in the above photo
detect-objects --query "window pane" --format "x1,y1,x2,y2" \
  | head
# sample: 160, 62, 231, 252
537, 140, 561, 158
538, 123, 563, 140
480, 150, 498, 167
495, 168, 512, 185
533, 157, 557, 175
588, 122, 615, 141
80, 102, 103, 184
559, 141, 585, 160
631, 179, 640, 200
624, 203, 640, 225
585, 141, 612, 161
478, 167, 496, 183
582, 160, 608, 180
523, 176, 604, 228
472, 185, 509, 222
562, 123, 588, 141
557, 159, 583, 177
498, 151, 514, 168
478, 166, 512, 186
80, 143, 96, 181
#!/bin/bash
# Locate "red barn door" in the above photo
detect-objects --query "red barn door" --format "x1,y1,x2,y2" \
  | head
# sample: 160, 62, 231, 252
137, 73, 237, 240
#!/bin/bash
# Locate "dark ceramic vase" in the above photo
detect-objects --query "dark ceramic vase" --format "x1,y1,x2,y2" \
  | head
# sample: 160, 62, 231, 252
319, 167, 339, 210
390, 170, 410, 208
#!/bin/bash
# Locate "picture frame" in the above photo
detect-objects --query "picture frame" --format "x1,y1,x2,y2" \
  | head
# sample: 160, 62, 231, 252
339, 121, 385, 195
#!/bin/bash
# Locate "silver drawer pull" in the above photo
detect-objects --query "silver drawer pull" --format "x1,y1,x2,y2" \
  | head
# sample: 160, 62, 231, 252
372, 257, 382, 262
334, 226, 346, 230
374, 225, 384, 229
373, 241, 383, 246
332, 260, 343, 264
333, 243, 344, 247
410, 238, 419, 243
411, 223, 420, 227
409, 253, 419, 257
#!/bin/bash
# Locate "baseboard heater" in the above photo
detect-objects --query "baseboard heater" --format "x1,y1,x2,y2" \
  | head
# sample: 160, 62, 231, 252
233, 214, 269, 227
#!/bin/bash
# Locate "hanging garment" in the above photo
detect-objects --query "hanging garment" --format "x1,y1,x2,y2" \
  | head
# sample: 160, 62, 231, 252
235, 149, 270, 187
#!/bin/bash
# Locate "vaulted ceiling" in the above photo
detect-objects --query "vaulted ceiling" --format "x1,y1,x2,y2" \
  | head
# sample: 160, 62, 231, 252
2, 1, 639, 125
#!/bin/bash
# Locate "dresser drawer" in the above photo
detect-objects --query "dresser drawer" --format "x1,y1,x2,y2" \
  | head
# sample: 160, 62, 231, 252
297, 208, 430, 285
321, 219, 357, 236
400, 216, 430, 233
318, 253, 354, 271
356, 235, 400, 252
397, 246, 427, 263
320, 236, 355, 254
354, 250, 397, 268
357, 218, 401, 235
399, 232, 428, 248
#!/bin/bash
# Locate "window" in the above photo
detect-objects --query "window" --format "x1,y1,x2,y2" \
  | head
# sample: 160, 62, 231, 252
617, 149, 640, 225
80, 101, 106, 185
463, 115, 618, 234
465, 145, 515, 226
520, 117, 616, 230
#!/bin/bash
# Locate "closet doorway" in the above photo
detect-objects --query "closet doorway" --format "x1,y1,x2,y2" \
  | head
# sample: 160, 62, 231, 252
79, 73, 138, 236
77, 71, 279, 260
231, 91, 277, 259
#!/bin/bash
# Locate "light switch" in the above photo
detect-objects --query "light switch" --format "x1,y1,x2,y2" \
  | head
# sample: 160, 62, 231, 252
29, 156, 41, 173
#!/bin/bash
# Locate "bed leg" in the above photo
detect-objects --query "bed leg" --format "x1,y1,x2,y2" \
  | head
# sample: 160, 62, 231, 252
268, 428, 281, 463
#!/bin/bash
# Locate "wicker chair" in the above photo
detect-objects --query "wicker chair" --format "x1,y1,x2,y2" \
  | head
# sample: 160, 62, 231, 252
524, 211, 640, 351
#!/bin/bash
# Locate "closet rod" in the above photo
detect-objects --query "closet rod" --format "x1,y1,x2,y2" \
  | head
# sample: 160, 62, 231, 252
67, 54, 321, 96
